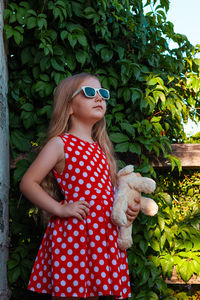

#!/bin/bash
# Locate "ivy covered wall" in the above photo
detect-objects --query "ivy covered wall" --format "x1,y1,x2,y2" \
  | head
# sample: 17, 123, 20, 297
4, 0, 200, 299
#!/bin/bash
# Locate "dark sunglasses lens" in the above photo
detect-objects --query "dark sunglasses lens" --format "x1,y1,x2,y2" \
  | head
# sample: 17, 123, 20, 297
99, 89, 109, 99
85, 87, 95, 97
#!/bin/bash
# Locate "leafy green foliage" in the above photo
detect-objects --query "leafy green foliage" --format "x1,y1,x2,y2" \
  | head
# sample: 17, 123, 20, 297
128, 170, 200, 299
4, 0, 200, 298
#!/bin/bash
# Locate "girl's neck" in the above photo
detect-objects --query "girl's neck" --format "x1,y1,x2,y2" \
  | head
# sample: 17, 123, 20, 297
68, 124, 94, 143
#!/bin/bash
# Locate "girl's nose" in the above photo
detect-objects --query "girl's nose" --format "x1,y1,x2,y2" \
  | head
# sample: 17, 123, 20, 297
94, 93, 103, 101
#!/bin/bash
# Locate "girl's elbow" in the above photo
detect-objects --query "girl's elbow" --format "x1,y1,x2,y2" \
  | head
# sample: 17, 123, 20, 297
20, 175, 29, 193
19, 177, 26, 193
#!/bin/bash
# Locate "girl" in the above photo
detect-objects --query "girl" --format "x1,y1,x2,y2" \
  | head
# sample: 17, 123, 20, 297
20, 73, 140, 300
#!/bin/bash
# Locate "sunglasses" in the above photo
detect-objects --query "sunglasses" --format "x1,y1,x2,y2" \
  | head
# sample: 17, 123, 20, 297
72, 86, 110, 100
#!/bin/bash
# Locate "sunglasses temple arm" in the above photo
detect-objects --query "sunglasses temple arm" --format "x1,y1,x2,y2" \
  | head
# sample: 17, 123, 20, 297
72, 87, 82, 98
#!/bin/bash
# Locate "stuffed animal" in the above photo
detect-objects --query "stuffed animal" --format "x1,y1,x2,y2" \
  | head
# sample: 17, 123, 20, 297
111, 165, 158, 250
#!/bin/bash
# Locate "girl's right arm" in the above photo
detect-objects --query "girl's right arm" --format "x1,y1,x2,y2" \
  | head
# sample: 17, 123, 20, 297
20, 137, 90, 220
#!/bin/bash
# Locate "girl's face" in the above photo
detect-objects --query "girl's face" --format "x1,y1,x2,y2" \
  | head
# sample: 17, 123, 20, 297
70, 77, 107, 126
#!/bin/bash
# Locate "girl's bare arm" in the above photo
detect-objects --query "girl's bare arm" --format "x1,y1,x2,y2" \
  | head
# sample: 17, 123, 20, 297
20, 138, 91, 219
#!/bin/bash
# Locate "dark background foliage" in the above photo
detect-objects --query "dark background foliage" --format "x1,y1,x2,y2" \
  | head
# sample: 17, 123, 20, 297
4, 0, 200, 299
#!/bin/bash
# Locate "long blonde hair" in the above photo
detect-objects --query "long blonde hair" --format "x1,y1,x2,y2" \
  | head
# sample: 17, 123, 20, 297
41, 73, 117, 225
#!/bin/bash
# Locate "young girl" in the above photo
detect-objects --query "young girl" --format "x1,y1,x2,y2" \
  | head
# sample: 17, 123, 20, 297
20, 73, 140, 300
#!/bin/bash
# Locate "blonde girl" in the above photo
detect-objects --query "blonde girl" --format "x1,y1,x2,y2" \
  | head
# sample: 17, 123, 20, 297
20, 73, 140, 300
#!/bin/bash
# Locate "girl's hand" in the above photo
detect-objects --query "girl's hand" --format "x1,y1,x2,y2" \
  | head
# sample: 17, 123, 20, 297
126, 198, 141, 227
57, 200, 91, 221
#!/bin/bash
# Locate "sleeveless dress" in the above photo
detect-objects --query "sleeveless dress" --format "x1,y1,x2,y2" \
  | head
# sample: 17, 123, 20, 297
27, 133, 132, 299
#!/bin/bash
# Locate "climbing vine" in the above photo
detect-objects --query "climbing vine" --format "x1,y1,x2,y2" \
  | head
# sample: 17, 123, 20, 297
4, 0, 200, 299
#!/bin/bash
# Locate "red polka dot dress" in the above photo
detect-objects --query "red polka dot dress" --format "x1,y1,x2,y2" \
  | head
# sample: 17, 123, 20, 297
27, 133, 132, 299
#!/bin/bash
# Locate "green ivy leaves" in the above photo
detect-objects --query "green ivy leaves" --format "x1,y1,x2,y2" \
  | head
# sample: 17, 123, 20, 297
4, 0, 200, 299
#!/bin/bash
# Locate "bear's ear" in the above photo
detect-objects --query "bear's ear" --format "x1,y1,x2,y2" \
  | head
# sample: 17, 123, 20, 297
135, 173, 141, 177
118, 165, 134, 177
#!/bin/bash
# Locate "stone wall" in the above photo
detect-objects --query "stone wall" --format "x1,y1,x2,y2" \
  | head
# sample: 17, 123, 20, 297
0, 0, 10, 299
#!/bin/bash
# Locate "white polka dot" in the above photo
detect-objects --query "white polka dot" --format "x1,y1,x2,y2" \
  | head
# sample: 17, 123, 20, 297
67, 274, 72, 280
75, 168, 80, 173
79, 161, 84, 166
72, 157, 77, 162
96, 278, 101, 284
61, 268, 66, 273
75, 151, 80, 155
95, 235, 100, 241
79, 179, 84, 184
114, 285, 119, 291
103, 285, 108, 290
68, 164, 73, 170
112, 259, 117, 265
99, 259, 104, 265
73, 280, 79, 286
54, 248, 60, 254
55, 286, 60, 292
83, 155, 88, 160
61, 255, 66, 261
90, 177, 95, 182
67, 147, 72, 151
80, 249, 85, 255
54, 273, 59, 279
54, 261, 59, 267
71, 175, 76, 181
68, 249, 73, 255
83, 172, 88, 177
37, 283, 41, 288
67, 261, 72, 267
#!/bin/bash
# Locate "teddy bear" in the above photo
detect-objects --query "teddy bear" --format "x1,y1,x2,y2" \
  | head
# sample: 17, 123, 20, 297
111, 165, 158, 250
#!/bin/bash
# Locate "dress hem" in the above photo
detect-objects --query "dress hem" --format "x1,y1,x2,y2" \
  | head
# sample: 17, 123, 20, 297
27, 287, 131, 299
